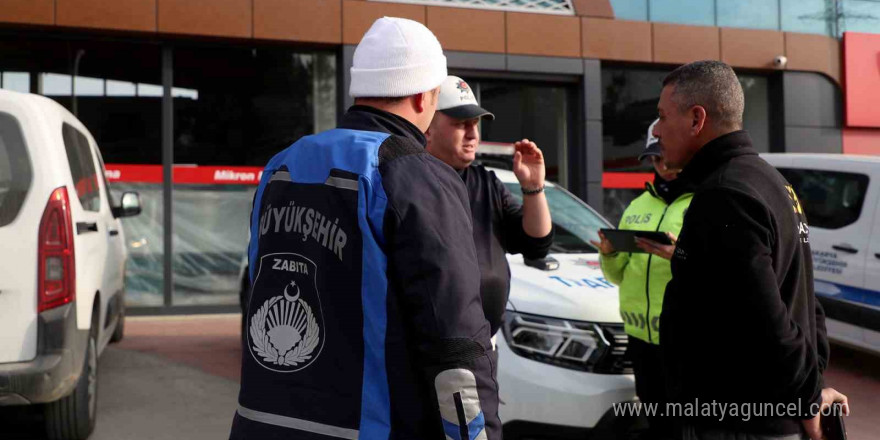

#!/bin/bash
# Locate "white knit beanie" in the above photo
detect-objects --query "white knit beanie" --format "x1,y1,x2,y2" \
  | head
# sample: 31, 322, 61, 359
349, 17, 448, 98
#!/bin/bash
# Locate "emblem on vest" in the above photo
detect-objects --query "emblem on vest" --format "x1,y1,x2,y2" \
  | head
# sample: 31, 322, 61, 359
248, 253, 324, 372
785, 185, 810, 244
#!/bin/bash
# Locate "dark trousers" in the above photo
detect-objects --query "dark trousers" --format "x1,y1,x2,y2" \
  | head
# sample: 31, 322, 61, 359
681, 425, 808, 440
628, 336, 675, 440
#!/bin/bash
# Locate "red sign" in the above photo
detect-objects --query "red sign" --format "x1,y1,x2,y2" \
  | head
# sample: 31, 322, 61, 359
106, 164, 655, 190
174, 165, 264, 185
104, 164, 162, 184
602, 172, 653, 189
105, 164, 264, 185
844, 32, 880, 128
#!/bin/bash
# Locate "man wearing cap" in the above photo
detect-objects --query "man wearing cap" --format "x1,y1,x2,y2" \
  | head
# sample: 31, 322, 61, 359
425, 75, 553, 339
590, 119, 692, 440
232, 18, 500, 440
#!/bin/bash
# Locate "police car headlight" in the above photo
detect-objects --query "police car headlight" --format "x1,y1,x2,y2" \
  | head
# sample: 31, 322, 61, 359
502, 311, 613, 373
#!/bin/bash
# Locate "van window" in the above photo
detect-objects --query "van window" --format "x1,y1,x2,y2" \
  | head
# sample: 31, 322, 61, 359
0, 112, 32, 227
778, 168, 870, 230
62, 123, 101, 212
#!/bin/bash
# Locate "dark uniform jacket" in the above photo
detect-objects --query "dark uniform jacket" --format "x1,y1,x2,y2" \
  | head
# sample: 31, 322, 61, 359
231, 106, 500, 440
660, 131, 829, 436
460, 165, 553, 335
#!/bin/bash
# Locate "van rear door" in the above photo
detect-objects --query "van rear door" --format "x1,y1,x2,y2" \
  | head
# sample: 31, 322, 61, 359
61, 123, 108, 333
0, 107, 38, 363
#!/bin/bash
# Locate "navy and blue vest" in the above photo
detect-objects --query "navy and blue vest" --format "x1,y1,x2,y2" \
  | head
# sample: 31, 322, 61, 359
231, 107, 501, 440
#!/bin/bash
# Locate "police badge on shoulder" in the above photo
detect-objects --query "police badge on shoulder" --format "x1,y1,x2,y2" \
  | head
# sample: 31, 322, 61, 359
247, 253, 325, 373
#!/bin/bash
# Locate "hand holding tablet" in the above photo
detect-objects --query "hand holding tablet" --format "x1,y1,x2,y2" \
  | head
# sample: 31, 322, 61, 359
597, 228, 676, 257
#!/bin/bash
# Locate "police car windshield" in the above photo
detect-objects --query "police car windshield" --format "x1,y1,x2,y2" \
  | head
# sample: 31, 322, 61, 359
504, 183, 605, 254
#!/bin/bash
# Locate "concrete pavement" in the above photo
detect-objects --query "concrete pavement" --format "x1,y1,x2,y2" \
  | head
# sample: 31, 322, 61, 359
2, 315, 241, 440
90, 346, 238, 440
820, 343, 880, 439
91, 314, 242, 439
3, 314, 878, 439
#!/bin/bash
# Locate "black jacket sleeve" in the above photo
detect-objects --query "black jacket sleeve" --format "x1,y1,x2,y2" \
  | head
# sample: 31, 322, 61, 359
382, 150, 501, 439
666, 188, 823, 414
493, 174, 553, 259
815, 299, 830, 375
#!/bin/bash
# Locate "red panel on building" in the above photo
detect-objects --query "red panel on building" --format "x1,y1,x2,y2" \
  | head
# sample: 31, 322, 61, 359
104, 164, 163, 184
174, 165, 264, 185
844, 32, 880, 128
843, 128, 880, 155
105, 164, 265, 185
601, 172, 653, 189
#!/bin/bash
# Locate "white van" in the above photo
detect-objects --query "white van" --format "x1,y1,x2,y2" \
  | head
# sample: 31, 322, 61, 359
763, 154, 880, 355
0, 90, 141, 439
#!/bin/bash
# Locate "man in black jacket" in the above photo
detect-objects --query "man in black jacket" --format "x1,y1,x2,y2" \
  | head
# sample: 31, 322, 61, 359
232, 18, 500, 440
425, 75, 553, 337
654, 60, 849, 440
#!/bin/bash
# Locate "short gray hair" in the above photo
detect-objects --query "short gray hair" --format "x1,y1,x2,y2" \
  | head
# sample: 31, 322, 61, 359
662, 60, 744, 131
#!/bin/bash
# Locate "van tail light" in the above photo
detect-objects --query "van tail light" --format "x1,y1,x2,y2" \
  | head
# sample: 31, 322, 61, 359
38, 187, 76, 312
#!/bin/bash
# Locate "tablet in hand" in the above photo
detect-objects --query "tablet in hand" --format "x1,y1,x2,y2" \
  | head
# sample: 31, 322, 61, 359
599, 228, 672, 254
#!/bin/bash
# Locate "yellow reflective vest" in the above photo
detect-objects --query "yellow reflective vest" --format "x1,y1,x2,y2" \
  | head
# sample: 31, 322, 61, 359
600, 183, 692, 344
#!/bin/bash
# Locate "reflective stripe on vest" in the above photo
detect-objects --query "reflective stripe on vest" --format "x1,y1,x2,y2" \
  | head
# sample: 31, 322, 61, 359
237, 405, 360, 439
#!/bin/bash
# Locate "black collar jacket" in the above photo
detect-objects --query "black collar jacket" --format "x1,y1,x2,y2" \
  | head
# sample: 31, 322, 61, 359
343, 108, 554, 335
660, 131, 830, 436
458, 165, 553, 335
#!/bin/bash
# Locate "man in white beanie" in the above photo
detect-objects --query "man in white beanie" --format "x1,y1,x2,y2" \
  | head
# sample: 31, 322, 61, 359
426, 75, 553, 342
232, 17, 500, 440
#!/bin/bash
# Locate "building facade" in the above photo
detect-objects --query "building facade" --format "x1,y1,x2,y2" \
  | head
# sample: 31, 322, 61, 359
1, 0, 878, 312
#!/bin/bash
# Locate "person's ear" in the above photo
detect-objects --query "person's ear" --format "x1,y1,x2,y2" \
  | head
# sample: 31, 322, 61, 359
413, 92, 426, 114
691, 105, 707, 136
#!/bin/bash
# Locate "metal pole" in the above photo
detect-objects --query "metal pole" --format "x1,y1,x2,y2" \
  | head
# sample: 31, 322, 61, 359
162, 46, 174, 308
72, 49, 85, 117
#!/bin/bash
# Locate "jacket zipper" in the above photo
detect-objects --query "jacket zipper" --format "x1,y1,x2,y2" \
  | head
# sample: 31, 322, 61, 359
645, 204, 669, 344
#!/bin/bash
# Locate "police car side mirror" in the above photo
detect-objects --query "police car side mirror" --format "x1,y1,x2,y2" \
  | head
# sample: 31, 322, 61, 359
524, 256, 560, 271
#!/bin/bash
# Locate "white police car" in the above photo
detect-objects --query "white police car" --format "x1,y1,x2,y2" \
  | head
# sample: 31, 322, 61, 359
764, 154, 880, 356
489, 168, 636, 439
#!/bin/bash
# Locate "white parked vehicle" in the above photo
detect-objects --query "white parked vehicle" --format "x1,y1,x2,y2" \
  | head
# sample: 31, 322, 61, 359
239, 167, 637, 439
0, 90, 141, 439
490, 168, 636, 439
764, 154, 880, 356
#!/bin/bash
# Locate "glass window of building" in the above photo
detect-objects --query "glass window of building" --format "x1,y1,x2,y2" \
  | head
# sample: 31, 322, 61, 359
600, 66, 773, 223
1, 71, 30, 93
739, 75, 771, 154
172, 44, 336, 306
840, 0, 880, 34
781, 0, 836, 36
606, 0, 852, 36
473, 80, 577, 188
0, 34, 165, 307
718, 0, 780, 30
649, 0, 716, 26
609, 0, 649, 21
